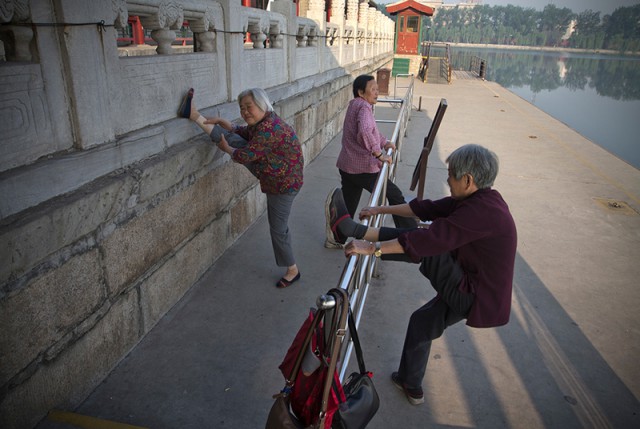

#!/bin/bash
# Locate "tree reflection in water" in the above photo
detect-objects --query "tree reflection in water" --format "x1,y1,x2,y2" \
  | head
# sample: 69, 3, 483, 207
452, 48, 640, 101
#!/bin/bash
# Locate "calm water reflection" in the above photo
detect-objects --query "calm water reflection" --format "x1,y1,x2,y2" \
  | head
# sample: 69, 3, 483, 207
450, 47, 640, 170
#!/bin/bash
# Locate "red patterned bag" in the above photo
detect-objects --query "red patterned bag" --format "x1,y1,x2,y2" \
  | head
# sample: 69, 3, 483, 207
277, 305, 347, 428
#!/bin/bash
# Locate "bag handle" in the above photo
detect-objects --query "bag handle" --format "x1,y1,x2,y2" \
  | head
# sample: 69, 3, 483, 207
347, 307, 367, 374
317, 288, 349, 427
285, 308, 325, 386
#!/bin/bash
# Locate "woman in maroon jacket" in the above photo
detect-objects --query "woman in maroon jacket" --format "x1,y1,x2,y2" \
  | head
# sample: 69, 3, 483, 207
326, 144, 517, 405
179, 88, 303, 288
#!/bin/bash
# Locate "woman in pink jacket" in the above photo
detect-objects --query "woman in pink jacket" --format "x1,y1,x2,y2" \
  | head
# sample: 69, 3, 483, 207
327, 74, 416, 248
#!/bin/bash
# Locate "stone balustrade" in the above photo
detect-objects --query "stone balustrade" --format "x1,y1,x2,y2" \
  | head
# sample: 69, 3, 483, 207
0, 0, 393, 219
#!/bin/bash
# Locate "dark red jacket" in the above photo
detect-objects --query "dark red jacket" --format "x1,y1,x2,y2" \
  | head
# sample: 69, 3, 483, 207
398, 189, 517, 328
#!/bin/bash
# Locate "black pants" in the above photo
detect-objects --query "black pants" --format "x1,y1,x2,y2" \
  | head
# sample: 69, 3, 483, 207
339, 170, 417, 229
378, 227, 475, 389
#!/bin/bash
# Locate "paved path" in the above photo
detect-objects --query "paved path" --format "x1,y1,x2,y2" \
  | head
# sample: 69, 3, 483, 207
38, 77, 640, 429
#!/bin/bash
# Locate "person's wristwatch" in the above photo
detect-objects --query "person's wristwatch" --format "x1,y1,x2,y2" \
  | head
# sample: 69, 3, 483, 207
374, 242, 382, 258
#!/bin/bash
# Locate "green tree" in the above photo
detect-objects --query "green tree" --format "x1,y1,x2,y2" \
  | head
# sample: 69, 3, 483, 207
413, 3, 640, 51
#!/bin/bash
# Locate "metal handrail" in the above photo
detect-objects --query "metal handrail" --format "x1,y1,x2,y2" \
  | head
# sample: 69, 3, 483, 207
393, 73, 414, 101
333, 78, 415, 381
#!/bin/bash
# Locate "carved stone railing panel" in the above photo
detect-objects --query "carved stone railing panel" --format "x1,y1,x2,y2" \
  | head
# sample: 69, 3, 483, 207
296, 17, 319, 48
242, 7, 286, 49
343, 25, 354, 45
325, 23, 339, 46
1, 0, 395, 213
125, 0, 222, 54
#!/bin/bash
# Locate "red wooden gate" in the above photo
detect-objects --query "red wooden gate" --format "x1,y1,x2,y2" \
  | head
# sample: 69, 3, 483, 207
396, 12, 421, 54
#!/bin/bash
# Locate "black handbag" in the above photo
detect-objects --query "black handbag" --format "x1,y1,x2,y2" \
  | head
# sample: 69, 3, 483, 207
332, 311, 380, 429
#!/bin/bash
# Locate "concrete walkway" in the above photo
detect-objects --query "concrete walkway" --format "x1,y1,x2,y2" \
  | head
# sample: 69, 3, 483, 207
38, 77, 640, 429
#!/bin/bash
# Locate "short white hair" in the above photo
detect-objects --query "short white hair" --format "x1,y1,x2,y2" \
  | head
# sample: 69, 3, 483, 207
237, 88, 274, 112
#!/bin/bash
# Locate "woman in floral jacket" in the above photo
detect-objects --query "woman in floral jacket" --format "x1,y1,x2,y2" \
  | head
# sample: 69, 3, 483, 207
179, 87, 304, 288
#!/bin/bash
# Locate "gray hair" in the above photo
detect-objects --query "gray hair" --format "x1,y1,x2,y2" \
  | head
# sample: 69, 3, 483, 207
446, 144, 499, 189
237, 88, 274, 113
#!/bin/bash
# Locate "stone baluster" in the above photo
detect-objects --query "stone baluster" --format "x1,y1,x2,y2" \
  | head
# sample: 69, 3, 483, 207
326, 26, 336, 46
189, 8, 217, 53
296, 24, 308, 47
344, 27, 353, 45
247, 20, 267, 49
269, 22, 283, 49
139, 1, 184, 55
0, 0, 33, 62
307, 25, 318, 47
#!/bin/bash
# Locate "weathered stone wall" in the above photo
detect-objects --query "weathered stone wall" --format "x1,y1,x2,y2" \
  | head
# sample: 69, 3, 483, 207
0, 1, 393, 427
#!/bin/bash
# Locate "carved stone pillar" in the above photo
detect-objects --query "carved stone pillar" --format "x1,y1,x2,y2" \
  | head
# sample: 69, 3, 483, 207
0, 0, 33, 62
358, 1, 368, 27
139, 2, 184, 54
247, 21, 267, 49
296, 24, 308, 47
306, 0, 325, 26
331, 0, 345, 24
0, 24, 33, 61
269, 23, 284, 49
298, 0, 310, 17
308, 0, 324, 14
190, 8, 217, 53
307, 27, 318, 47
346, 0, 358, 22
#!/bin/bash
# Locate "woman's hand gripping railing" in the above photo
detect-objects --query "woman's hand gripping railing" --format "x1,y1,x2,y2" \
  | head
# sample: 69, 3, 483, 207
334, 77, 414, 381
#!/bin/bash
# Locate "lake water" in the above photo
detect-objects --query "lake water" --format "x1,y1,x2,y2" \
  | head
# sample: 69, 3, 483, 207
448, 47, 640, 170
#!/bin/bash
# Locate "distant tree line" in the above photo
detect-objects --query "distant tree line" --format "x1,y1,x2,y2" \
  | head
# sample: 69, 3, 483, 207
424, 3, 640, 52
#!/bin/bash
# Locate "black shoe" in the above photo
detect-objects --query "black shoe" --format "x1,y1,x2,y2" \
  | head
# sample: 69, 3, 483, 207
391, 372, 424, 405
178, 88, 194, 118
324, 188, 349, 248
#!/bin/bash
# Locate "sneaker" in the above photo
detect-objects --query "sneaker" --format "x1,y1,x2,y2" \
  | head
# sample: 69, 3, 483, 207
324, 188, 349, 248
391, 372, 424, 405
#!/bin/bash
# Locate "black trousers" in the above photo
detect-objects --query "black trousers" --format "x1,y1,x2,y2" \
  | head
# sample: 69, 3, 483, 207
378, 227, 475, 389
339, 170, 417, 229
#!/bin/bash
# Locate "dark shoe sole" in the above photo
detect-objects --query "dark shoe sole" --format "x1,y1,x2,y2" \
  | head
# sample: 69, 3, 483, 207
178, 88, 194, 118
391, 372, 424, 405
324, 188, 345, 248
324, 188, 349, 246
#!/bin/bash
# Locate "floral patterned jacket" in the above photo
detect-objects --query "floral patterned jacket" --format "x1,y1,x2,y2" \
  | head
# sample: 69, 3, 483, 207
231, 111, 304, 194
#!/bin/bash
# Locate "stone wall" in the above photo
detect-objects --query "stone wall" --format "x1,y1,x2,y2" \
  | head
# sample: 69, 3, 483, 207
0, 1, 393, 427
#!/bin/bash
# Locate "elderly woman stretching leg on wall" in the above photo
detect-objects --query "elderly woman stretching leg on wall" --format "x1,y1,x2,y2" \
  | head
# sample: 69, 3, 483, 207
178, 88, 304, 288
